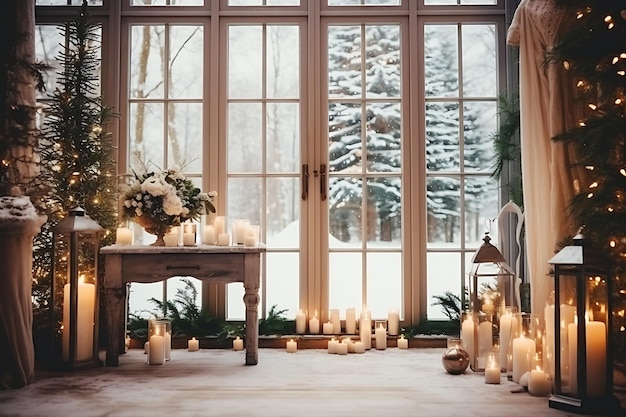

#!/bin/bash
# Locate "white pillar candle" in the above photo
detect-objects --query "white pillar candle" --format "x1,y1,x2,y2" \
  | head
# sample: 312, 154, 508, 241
243, 235, 256, 247
183, 232, 195, 246
144, 341, 149, 354
214, 216, 225, 236
360, 318, 372, 350
461, 315, 475, 365
345, 338, 355, 353
336, 340, 348, 355
295, 310, 306, 334
512, 335, 536, 383
188, 337, 199, 351
568, 320, 607, 396
330, 309, 341, 334
328, 337, 339, 354
484, 354, 501, 384
387, 309, 400, 336
164, 330, 171, 361
115, 227, 132, 245
286, 339, 297, 353
375, 323, 387, 350
309, 314, 320, 334
477, 319, 493, 367
148, 334, 164, 365
203, 225, 216, 245
233, 336, 244, 351
164, 229, 179, 246
397, 334, 408, 349
323, 321, 334, 335
499, 313, 516, 371
528, 368, 551, 396
353, 341, 365, 354
345, 307, 357, 334
62, 279, 95, 362
217, 233, 230, 246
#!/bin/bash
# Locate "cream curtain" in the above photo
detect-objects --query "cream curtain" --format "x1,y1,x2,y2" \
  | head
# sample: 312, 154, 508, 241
506, 0, 584, 319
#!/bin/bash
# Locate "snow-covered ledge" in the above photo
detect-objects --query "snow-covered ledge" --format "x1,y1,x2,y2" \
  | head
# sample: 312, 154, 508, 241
0, 196, 46, 389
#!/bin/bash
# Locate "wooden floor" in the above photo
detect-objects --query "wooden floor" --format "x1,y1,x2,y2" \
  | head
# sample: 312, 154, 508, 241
0, 348, 623, 417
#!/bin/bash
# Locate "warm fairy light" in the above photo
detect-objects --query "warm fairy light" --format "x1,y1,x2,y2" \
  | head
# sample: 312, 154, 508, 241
587, 192, 594, 198
579, 121, 586, 127
586, 165, 595, 170
93, 198, 99, 204
608, 22, 615, 29
618, 70, 626, 76
577, 80, 585, 87
1, 159, 8, 166
577, 11, 584, 19
605, 16, 613, 23
70, 179, 76, 185
620, 168, 626, 176
588, 103, 597, 110
610, 240, 616, 248
589, 181, 598, 188
608, 207, 614, 212
563, 61, 571, 69
616, 98, 623, 105
613, 57, 619, 64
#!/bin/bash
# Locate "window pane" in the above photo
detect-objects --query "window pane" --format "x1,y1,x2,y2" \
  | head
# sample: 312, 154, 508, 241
426, 176, 461, 244
267, 26, 300, 99
329, 103, 362, 173
366, 178, 401, 247
228, 103, 262, 172
167, 103, 203, 172
130, 25, 164, 99
131, 0, 204, 6
425, 25, 459, 98
328, 25, 362, 98
427, 252, 461, 320
228, 26, 262, 98
128, 282, 162, 316
129, 102, 165, 168
367, 252, 402, 319
365, 25, 400, 98
465, 177, 499, 245
329, 177, 363, 246
169, 26, 203, 99
35, 25, 64, 96
366, 102, 401, 173
426, 102, 460, 172
462, 24, 497, 97
227, 178, 263, 225
267, 103, 300, 173
464, 101, 496, 173
266, 252, 299, 319
329, 252, 362, 311
266, 178, 299, 241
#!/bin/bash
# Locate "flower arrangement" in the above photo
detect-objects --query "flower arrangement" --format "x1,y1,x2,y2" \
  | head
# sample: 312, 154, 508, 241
120, 161, 216, 243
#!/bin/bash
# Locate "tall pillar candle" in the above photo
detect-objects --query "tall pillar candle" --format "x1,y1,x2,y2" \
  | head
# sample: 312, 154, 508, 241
295, 310, 306, 334
461, 314, 475, 365
498, 312, 516, 371
62, 279, 95, 362
512, 335, 535, 383
388, 309, 400, 336
345, 307, 356, 334
375, 323, 387, 350
309, 313, 320, 334
477, 318, 493, 369
568, 320, 607, 396
330, 309, 341, 334
360, 318, 371, 350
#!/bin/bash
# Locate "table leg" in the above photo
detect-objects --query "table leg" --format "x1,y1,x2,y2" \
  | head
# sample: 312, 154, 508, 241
243, 253, 260, 365
103, 255, 125, 367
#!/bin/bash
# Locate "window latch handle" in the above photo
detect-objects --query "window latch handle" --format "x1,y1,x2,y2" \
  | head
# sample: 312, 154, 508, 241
302, 164, 309, 201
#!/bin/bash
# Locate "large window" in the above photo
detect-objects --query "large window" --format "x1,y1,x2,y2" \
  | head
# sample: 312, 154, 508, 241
35, 0, 509, 327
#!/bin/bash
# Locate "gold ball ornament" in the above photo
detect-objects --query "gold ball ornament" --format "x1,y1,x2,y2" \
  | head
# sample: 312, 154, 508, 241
441, 346, 470, 375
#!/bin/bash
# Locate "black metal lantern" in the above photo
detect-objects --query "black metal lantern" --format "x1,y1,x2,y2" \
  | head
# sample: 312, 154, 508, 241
51, 207, 104, 369
548, 231, 620, 414
463, 232, 517, 371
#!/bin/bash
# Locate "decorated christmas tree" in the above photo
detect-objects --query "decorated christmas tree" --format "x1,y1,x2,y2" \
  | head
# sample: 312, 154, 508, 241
31, 0, 117, 353
551, 0, 626, 362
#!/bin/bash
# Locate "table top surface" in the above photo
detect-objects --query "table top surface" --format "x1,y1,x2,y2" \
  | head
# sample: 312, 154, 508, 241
100, 244, 266, 254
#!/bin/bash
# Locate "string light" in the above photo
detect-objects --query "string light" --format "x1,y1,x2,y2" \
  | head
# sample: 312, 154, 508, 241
587, 192, 594, 198
589, 181, 599, 188
588, 103, 597, 110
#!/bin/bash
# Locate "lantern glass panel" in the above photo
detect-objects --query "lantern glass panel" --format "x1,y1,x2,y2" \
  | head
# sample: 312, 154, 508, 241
553, 271, 578, 395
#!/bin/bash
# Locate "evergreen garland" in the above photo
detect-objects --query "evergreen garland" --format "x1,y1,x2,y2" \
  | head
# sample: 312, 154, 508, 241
551, 1, 626, 359
32, 1, 117, 335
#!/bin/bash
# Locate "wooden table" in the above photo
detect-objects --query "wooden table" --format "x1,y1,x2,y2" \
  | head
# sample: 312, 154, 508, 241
100, 244, 265, 366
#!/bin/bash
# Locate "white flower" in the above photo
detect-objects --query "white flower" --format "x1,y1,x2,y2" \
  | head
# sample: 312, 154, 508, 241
135, 193, 142, 201
124, 200, 132, 208
162, 191, 184, 216
141, 176, 170, 197
135, 207, 142, 216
